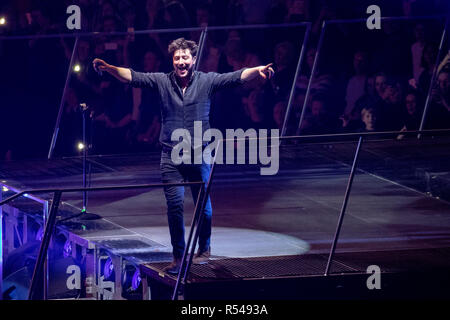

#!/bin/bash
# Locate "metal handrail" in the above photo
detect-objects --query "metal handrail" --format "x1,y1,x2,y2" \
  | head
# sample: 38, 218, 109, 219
0, 182, 203, 207
0, 180, 207, 300
0, 22, 311, 41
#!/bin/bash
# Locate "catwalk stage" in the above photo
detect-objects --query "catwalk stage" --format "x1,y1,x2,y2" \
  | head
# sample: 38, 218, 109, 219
2, 136, 450, 299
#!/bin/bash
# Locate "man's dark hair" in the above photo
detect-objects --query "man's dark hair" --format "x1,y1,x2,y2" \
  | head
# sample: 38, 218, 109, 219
168, 38, 198, 58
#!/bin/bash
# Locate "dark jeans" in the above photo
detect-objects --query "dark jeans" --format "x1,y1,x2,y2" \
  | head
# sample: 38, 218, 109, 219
160, 149, 212, 259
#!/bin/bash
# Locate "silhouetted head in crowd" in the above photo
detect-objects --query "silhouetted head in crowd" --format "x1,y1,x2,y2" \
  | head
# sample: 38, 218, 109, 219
30, 6, 51, 31
353, 50, 369, 75
103, 16, 118, 33
361, 107, 378, 131
286, 0, 310, 22
124, 5, 137, 28
306, 47, 316, 72
224, 30, 245, 63
421, 42, 438, 70
143, 50, 162, 72
273, 101, 287, 129
405, 91, 420, 116
244, 89, 266, 123
196, 3, 211, 27
375, 72, 387, 98
101, 1, 115, 18
77, 39, 91, 63
437, 71, 450, 98
365, 75, 376, 96
311, 94, 328, 118
383, 78, 402, 105
413, 23, 426, 44
163, 0, 190, 27
274, 41, 295, 71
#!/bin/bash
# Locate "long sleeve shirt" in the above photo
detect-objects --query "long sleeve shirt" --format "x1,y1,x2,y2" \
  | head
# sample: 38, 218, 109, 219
130, 69, 245, 147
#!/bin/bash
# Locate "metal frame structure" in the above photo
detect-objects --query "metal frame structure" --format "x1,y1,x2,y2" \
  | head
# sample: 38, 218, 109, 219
2, 128, 450, 299
0, 181, 209, 300
296, 15, 448, 135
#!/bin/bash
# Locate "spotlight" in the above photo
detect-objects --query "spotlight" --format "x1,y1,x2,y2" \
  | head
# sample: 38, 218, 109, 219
73, 64, 81, 72
122, 264, 141, 292
0, 17, 6, 25
54, 231, 72, 258
121, 263, 143, 300
103, 256, 115, 281
77, 142, 85, 151
2, 186, 8, 192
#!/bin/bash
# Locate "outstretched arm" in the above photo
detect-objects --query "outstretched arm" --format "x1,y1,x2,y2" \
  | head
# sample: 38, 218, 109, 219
93, 58, 132, 83
241, 63, 275, 82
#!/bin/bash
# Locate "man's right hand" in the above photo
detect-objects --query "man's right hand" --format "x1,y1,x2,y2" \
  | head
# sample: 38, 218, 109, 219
92, 58, 132, 83
93, 58, 109, 74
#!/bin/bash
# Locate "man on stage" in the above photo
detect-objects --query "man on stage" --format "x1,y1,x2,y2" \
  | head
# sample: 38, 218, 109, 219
93, 37, 274, 274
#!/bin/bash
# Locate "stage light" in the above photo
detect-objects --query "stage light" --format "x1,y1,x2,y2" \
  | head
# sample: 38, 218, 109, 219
54, 231, 72, 258
2, 186, 8, 192
73, 64, 81, 72
122, 263, 141, 292
121, 263, 143, 300
0, 17, 6, 25
132, 269, 141, 291
77, 142, 85, 150
103, 256, 115, 281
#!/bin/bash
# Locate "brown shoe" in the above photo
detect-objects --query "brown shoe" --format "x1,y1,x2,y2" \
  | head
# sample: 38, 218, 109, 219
192, 248, 211, 265
163, 258, 182, 275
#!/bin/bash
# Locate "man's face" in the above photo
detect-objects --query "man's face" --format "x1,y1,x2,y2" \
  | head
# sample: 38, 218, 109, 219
172, 49, 196, 79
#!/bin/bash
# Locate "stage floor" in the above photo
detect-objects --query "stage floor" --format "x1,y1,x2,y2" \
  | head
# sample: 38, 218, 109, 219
2, 138, 450, 272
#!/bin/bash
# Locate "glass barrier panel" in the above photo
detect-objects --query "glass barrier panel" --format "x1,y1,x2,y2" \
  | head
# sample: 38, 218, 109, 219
0, 37, 75, 160
296, 17, 447, 137
333, 135, 450, 279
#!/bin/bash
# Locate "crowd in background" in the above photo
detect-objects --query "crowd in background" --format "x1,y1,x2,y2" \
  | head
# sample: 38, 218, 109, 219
0, 0, 449, 160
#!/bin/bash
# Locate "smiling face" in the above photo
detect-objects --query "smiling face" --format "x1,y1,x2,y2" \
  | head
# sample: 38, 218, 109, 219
172, 48, 196, 80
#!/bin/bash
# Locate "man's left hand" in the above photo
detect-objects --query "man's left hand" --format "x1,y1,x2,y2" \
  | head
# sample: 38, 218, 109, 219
258, 63, 275, 80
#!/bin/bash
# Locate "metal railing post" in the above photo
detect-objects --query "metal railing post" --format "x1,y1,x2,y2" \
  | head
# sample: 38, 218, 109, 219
324, 136, 363, 276
48, 37, 79, 159
172, 140, 221, 300
0, 186, 3, 300
42, 200, 49, 300
172, 183, 206, 300
297, 21, 327, 134
28, 191, 62, 300
418, 18, 448, 138
281, 23, 311, 138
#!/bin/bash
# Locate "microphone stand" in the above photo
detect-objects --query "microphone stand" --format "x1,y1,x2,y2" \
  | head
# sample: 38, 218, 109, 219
79, 103, 101, 220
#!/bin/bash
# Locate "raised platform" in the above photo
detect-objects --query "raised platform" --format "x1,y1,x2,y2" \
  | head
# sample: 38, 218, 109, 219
2, 137, 450, 299
141, 248, 450, 299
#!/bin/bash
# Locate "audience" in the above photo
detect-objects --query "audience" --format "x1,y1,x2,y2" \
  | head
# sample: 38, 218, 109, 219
1, 0, 449, 160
